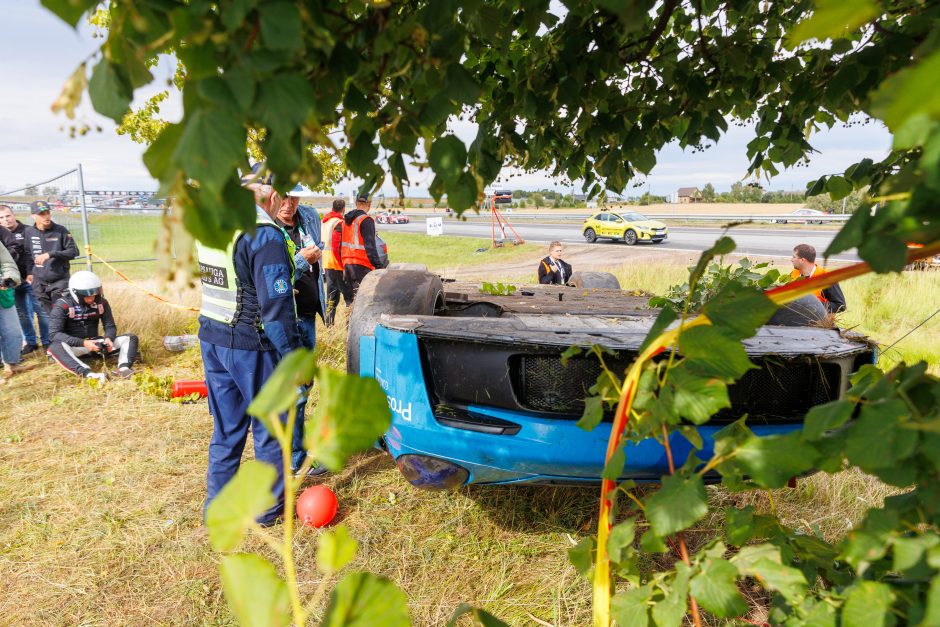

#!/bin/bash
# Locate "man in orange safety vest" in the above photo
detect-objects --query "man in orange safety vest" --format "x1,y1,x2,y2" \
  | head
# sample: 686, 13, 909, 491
340, 193, 386, 298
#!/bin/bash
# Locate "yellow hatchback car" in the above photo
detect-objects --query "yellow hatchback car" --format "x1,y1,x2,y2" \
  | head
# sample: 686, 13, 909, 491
582, 211, 668, 245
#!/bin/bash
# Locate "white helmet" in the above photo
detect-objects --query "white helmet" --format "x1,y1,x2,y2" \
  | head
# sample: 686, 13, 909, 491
69, 270, 102, 301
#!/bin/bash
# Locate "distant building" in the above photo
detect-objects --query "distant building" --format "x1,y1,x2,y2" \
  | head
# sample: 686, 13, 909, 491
677, 187, 702, 203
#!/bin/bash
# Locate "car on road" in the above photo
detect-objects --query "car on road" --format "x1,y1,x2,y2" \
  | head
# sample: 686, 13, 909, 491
348, 267, 875, 490
582, 211, 667, 245
375, 211, 410, 224
770, 208, 827, 224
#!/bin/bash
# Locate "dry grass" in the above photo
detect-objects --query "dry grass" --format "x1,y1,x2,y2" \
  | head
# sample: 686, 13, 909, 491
2, 247, 934, 626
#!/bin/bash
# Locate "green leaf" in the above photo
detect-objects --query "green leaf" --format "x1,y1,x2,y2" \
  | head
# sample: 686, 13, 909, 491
789, 0, 878, 44
205, 461, 277, 551
568, 537, 595, 577
445, 171, 479, 213
173, 109, 247, 197
321, 572, 410, 627
870, 50, 940, 132
88, 59, 133, 123
260, 2, 303, 52
679, 326, 756, 380
722, 431, 819, 488
41, 0, 98, 28
645, 473, 708, 537
317, 525, 358, 575
841, 581, 895, 627
304, 369, 392, 472
731, 545, 807, 604
607, 518, 636, 564
702, 283, 777, 338
247, 349, 316, 423
844, 399, 918, 471
257, 74, 314, 135
690, 555, 747, 618
220, 553, 290, 627
651, 563, 690, 627
611, 585, 652, 627
446, 64, 481, 104
892, 534, 938, 572
667, 369, 730, 425
640, 307, 678, 353
923, 576, 940, 627
429, 135, 468, 182
143, 123, 184, 181
858, 228, 910, 273
346, 131, 379, 175
602, 441, 626, 481
803, 400, 854, 440
826, 175, 853, 201
689, 237, 736, 290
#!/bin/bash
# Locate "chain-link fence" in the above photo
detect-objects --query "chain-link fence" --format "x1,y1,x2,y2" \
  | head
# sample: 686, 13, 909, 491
0, 165, 167, 279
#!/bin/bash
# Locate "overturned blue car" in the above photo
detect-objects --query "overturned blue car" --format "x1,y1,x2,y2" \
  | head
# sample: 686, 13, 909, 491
347, 268, 874, 490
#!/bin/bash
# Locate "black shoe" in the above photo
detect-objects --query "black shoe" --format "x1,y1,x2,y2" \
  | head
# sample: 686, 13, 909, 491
293, 462, 329, 479
20, 344, 38, 357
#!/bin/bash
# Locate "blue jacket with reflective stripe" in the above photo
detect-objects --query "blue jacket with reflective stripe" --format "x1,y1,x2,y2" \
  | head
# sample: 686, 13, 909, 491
198, 221, 302, 356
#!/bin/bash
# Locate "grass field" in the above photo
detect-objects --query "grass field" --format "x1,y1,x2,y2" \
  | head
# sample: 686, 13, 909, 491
1, 232, 937, 625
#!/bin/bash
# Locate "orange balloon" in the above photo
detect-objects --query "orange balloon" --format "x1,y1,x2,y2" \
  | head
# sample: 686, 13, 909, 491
296, 485, 338, 528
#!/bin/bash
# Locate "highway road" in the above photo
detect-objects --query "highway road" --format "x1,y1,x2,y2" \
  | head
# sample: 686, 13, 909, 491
386, 218, 860, 262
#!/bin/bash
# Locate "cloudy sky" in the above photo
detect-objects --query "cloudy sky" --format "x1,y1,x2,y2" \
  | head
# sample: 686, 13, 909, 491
1, 1, 893, 198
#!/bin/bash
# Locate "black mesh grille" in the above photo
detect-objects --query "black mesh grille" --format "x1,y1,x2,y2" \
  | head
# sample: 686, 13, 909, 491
514, 354, 634, 414
515, 354, 842, 421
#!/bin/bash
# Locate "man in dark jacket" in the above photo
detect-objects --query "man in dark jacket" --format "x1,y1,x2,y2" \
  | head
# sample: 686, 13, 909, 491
537, 241, 573, 285
0, 205, 49, 353
24, 201, 79, 312
47, 270, 139, 382
340, 193, 385, 297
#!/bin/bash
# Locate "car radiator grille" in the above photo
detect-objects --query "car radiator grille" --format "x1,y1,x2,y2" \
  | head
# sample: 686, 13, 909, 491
514, 354, 843, 422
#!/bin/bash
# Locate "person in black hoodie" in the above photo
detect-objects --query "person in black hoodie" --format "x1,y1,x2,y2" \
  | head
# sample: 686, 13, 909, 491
537, 241, 573, 285
24, 201, 79, 312
340, 193, 386, 297
0, 204, 50, 353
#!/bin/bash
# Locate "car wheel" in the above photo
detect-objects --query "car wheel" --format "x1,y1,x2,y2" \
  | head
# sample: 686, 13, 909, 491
347, 269, 444, 375
584, 228, 597, 243
767, 295, 828, 327
623, 229, 638, 245
568, 271, 621, 289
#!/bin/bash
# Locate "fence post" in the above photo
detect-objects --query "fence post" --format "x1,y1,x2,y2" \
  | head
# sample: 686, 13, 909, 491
76, 163, 93, 271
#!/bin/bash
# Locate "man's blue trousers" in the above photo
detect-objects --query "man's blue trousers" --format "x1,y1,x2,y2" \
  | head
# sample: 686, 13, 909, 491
202, 342, 284, 525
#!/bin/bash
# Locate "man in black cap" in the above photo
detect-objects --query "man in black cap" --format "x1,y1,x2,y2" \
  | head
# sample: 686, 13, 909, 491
24, 201, 79, 312
340, 193, 386, 297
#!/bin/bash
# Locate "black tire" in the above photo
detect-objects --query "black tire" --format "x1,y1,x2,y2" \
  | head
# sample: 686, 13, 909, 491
347, 269, 444, 375
584, 228, 597, 243
624, 229, 638, 245
568, 271, 621, 289
767, 294, 828, 327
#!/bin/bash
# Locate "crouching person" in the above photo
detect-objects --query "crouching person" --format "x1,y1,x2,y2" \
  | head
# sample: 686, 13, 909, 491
47, 270, 139, 382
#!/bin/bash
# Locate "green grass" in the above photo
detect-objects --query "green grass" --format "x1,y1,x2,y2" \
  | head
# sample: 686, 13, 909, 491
2, 236, 936, 625
380, 232, 540, 273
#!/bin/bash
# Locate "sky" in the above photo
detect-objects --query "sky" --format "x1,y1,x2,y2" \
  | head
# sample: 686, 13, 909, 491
0, 1, 894, 198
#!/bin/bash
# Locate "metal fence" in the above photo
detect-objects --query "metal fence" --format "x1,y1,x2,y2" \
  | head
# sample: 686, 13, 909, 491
0, 165, 167, 279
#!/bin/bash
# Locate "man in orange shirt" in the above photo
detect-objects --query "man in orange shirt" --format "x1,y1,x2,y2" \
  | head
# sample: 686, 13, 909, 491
790, 243, 847, 314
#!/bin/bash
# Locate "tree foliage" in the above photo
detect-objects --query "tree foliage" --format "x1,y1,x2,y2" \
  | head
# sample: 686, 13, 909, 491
43, 0, 938, 263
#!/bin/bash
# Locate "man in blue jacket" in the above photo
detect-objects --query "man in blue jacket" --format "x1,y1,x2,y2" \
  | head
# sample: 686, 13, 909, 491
275, 187, 328, 476
197, 168, 303, 525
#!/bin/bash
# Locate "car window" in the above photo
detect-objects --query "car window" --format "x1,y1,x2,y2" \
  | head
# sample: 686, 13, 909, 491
591, 213, 605, 221
622, 212, 648, 221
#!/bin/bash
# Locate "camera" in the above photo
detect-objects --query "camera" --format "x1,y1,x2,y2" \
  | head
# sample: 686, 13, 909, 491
1, 278, 15, 288
93, 339, 109, 352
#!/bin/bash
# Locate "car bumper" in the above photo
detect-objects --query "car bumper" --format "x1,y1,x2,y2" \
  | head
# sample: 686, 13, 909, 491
362, 326, 799, 488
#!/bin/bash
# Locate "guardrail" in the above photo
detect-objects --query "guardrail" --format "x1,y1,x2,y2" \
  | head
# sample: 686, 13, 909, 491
443, 212, 851, 223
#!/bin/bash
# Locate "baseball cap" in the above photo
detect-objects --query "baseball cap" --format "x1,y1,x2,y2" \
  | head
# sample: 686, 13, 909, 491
356, 192, 371, 203
240, 162, 274, 186
286, 185, 306, 197
30, 201, 51, 214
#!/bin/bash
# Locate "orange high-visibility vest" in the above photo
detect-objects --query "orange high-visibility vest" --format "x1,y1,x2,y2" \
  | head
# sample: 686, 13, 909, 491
341, 214, 375, 270
790, 266, 829, 306
321, 216, 343, 271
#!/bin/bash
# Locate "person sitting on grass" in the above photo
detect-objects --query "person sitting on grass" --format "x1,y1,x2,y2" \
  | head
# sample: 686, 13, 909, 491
47, 270, 139, 383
